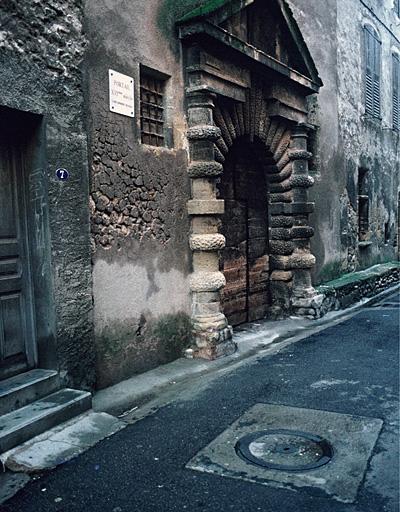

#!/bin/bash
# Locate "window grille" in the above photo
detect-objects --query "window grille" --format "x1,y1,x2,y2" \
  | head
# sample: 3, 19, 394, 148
358, 169, 369, 241
393, 54, 400, 130
364, 26, 381, 118
140, 73, 165, 147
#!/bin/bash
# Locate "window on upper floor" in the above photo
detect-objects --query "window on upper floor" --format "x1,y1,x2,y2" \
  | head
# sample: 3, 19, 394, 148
393, 53, 400, 130
364, 25, 381, 118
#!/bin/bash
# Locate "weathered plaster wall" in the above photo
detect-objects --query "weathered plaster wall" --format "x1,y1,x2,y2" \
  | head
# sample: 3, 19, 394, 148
287, 0, 341, 284
289, 0, 399, 284
84, 0, 192, 388
336, 0, 400, 271
0, 1, 94, 388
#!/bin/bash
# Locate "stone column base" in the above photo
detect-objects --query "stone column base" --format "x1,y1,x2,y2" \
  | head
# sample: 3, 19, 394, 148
291, 292, 324, 319
187, 314, 236, 360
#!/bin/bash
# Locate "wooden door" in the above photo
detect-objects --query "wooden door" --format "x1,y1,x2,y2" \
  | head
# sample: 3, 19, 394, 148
0, 137, 36, 379
220, 140, 270, 326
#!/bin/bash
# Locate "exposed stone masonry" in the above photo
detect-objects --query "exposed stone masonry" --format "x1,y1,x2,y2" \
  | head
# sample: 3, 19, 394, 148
90, 114, 187, 250
317, 263, 399, 317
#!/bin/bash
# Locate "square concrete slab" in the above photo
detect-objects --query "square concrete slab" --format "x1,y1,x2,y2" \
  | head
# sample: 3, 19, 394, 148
186, 403, 383, 503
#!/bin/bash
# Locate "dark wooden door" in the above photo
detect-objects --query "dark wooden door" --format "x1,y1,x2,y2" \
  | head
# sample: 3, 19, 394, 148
0, 137, 36, 379
220, 140, 270, 326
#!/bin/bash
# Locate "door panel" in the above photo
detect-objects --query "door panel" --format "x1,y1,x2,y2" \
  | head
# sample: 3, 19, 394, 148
220, 140, 270, 326
0, 138, 36, 378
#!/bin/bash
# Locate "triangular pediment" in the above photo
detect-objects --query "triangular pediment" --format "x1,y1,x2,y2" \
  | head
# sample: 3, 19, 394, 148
178, 0, 322, 88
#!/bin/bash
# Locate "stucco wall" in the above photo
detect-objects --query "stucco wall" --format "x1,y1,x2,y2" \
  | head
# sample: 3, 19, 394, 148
84, 0, 192, 388
0, 0, 94, 388
289, 0, 400, 284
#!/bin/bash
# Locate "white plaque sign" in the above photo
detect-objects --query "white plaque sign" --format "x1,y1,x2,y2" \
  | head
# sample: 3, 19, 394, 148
109, 69, 135, 117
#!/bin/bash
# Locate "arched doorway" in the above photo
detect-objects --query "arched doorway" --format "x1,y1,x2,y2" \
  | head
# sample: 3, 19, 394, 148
218, 137, 271, 326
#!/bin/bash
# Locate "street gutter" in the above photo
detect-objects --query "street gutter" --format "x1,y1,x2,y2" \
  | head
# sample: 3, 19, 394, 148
93, 283, 399, 417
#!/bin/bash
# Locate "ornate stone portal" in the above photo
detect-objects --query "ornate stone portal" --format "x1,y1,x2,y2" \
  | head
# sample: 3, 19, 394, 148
179, 0, 323, 359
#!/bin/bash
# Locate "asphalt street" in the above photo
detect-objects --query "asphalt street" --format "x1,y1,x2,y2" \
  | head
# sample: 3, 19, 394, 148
2, 291, 399, 512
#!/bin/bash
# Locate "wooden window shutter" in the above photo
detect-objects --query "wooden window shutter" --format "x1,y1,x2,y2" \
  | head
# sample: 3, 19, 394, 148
393, 54, 400, 130
364, 26, 381, 117
373, 36, 381, 118
365, 28, 374, 114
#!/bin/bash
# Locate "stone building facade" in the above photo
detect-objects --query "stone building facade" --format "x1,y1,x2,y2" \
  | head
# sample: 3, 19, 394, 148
0, 0, 398, 392
0, 1, 94, 389
86, 0, 326, 386
288, 0, 400, 281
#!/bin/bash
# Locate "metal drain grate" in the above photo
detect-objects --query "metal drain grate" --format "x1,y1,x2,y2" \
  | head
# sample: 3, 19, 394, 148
235, 429, 334, 471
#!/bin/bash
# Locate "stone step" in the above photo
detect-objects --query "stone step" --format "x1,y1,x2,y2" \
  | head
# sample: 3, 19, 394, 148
0, 369, 60, 416
1, 411, 126, 473
0, 388, 92, 454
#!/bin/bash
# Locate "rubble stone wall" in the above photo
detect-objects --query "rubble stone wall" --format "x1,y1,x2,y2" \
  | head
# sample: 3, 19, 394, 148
317, 262, 399, 316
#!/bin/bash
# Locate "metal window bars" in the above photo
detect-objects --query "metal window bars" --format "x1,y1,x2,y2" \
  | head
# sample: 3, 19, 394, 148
140, 75, 165, 147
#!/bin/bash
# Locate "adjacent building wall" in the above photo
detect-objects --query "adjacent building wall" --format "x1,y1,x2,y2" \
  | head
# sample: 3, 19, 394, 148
84, 0, 193, 388
289, 0, 400, 283
0, 1, 94, 388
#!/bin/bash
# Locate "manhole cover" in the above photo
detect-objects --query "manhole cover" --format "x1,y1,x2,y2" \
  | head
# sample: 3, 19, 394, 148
235, 429, 333, 471
187, 404, 383, 503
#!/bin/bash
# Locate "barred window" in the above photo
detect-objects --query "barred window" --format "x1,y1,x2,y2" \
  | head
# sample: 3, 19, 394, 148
140, 72, 165, 147
358, 168, 369, 242
393, 53, 400, 130
364, 25, 381, 118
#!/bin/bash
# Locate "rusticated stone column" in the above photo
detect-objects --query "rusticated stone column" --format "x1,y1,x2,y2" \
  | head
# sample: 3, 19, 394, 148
186, 91, 236, 358
288, 123, 323, 317
267, 161, 295, 319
